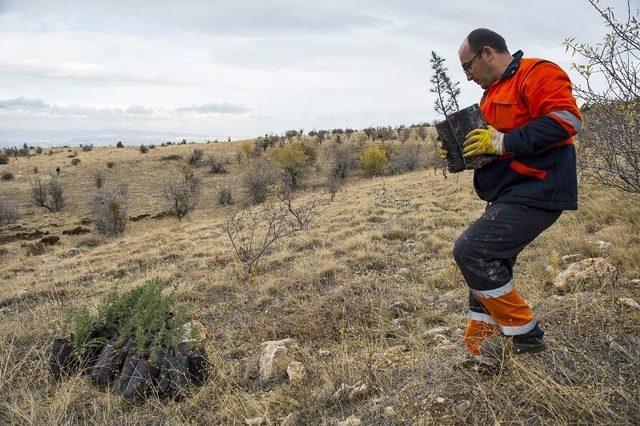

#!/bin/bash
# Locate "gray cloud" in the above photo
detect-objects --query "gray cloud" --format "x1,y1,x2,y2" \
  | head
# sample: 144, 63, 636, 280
0, 96, 48, 110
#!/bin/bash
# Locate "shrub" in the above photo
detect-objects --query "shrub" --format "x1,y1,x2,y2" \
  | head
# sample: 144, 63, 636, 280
116, 141, 124, 148
33, 167, 38, 174
91, 185, 128, 237
106, 161, 115, 168
207, 156, 227, 174
1, 171, 13, 181
389, 143, 426, 174
35, 146, 43, 154
0, 200, 19, 225
31, 176, 65, 212
272, 143, 310, 189
160, 154, 182, 161
188, 148, 204, 166
0, 153, 9, 164
217, 186, 233, 205
242, 158, 281, 204
71, 158, 81, 166
239, 141, 252, 159
81, 144, 93, 152
94, 171, 105, 189
326, 145, 358, 200
139, 144, 149, 154
358, 145, 388, 177
163, 167, 201, 219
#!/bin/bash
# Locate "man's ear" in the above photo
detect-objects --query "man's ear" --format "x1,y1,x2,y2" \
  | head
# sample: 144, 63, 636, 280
483, 46, 494, 62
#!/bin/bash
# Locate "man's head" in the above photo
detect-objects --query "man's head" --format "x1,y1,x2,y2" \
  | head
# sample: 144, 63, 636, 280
459, 28, 513, 89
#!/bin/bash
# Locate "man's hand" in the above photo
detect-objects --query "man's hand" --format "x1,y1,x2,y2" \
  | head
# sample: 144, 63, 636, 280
463, 126, 505, 157
435, 135, 448, 159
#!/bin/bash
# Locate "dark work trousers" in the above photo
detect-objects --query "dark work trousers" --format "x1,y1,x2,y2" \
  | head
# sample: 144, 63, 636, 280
453, 202, 561, 351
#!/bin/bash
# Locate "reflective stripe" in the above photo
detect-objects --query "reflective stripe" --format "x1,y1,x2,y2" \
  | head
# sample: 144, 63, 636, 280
549, 110, 583, 133
500, 320, 537, 336
472, 280, 514, 299
468, 311, 497, 324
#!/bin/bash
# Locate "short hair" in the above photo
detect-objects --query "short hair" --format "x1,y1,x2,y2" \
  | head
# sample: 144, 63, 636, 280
466, 28, 508, 54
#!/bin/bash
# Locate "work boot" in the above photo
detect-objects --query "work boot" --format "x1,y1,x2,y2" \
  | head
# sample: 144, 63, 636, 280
480, 334, 547, 358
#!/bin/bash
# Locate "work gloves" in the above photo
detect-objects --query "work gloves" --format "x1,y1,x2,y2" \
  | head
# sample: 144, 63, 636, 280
436, 125, 505, 159
462, 126, 505, 157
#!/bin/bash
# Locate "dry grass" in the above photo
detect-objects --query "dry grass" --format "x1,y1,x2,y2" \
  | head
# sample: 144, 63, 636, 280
0, 139, 639, 424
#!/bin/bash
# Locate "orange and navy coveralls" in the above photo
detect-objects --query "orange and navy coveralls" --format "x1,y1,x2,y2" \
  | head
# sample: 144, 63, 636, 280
453, 50, 583, 355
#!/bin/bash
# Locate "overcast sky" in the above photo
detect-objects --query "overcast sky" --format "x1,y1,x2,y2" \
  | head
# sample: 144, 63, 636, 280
0, 0, 634, 146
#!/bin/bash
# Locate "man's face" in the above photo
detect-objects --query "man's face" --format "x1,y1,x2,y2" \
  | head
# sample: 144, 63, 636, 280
459, 42, 492, 90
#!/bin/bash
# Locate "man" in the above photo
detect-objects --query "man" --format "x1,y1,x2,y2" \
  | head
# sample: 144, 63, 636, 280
439, 28, 583, 363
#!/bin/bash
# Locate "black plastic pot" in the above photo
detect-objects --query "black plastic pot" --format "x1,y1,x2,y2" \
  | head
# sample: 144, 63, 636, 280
434, 104, 494, 173
187, 346, 209, 387
91, 338, 117, 385
116, 352, 137, 395
50, 338, 78, 380
167, 356, 189, 401
122, 357, 159, 401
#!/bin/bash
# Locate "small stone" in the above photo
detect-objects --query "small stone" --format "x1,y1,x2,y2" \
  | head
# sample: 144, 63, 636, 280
259, 338, 298, 381
63, 247, 81, 257
455, 400, 471, 414
435, 397, 445, 404
337, 415, 362, 426
618, 298, 640, 310
553, 257, 616, 292
318, 349, 332, 357
383, 406, 396, 417
425, 326, 449, 336
286, 361, 306, 386
396, 267, 410, 276
42, 255, 61, 262
631, 279, 640, 285
596, 240, 612, 249
333, 381, 369, 402
377, 190, 385, 197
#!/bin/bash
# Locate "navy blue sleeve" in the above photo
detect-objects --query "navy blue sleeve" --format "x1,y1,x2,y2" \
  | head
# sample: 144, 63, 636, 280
503, 116, 570, 156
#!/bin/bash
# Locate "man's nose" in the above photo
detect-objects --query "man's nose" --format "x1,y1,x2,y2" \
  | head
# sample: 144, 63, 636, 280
466, 73, 474, 81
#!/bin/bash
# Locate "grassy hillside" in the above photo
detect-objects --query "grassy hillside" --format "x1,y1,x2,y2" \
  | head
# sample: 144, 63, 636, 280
0, 139, 639, 424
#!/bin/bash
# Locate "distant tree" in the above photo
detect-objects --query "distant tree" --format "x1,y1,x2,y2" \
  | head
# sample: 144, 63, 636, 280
116, 141, 124, 148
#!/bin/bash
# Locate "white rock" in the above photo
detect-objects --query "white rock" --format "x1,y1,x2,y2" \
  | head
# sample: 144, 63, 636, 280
425, 326, 449, 336
286, 361, 306, 386
435, 397, 445, 404
42, 255, 61, 262
455, 400, 472, 414
318, 349, 332, 357
333, 381, 369, 402
259, 338, 297, 381
618, 298, 640, 310
553, 257, 616, 292
596, 240, 612, 249
337, 416, 362, 426
384, 406, 396, 417
561, 253, 582, 264
631, 279, 640, 285
377, 190, 385, 197
396, 267, 410, 276
63, 247, 81, 257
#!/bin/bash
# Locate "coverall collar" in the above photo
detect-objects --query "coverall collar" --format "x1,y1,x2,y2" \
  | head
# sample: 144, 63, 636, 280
501, 50, 524, 78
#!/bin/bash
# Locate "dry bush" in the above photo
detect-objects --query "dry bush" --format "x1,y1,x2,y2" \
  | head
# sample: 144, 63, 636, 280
0, 200, 19, 225
358, 145, 388, 177
217, 186, 233, 205
565, 0, 639, 194
326, 145, 358, 200
242, 158, 282, 204
139, 144, 149, 154
81, 144, 93, 152
0, 152, 8, 164
388, 142, 426, 174
70, 158, 81, 166
163, 167, 201, 219
207, 155, 227, 174
188, 148, 204, 166
106, 161, 115, 169
1, 171, 13, 181
90, 185, 128, 237
94, 171, 105, 189
225, 195, 318, 277
160, 154, 182, 161
30, 175, 65, 212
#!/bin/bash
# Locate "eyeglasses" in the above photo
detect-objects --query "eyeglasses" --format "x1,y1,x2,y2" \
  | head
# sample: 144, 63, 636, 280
462, 51, 482, 73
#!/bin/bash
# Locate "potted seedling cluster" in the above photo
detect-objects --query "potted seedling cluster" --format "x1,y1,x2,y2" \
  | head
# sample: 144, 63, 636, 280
50, 279, 209, 402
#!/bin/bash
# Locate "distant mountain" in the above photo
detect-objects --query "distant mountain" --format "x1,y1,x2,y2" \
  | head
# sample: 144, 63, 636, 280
0, 128, 224, 148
